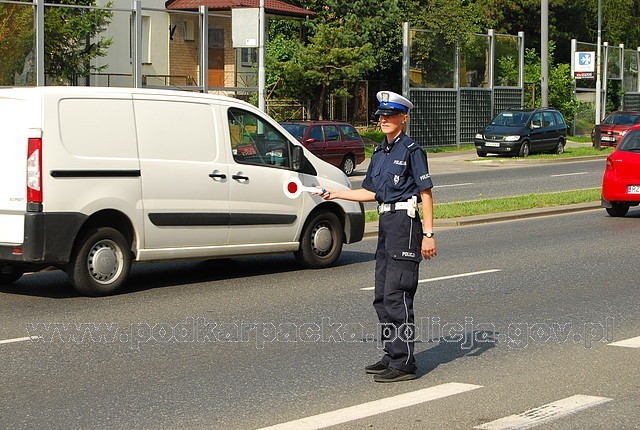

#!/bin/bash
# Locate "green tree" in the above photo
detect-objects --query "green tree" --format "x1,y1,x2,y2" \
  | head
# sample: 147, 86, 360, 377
0, 0, 112, 86
0, 4, 34, 85
44, 0, 113, 84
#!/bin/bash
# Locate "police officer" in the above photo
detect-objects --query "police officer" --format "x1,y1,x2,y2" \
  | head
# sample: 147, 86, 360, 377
321, 91, 436, 382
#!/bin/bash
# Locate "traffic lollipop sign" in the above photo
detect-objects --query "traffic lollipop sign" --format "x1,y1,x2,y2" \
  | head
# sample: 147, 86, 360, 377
283, 177, 325, 199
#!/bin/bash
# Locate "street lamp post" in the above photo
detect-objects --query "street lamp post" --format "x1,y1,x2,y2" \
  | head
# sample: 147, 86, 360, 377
594, 0, 602, 149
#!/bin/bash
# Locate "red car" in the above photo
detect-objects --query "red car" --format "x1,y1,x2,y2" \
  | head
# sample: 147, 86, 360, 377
592, 111, 640, 147
601, 124, 640, 216
280, 121, 365, 176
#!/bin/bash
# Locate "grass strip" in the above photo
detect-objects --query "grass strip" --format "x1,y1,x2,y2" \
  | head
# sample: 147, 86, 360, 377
363, 188, 601, 222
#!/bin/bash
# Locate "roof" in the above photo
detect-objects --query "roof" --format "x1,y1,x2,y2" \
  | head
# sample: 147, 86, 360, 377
165, 0, 315, 18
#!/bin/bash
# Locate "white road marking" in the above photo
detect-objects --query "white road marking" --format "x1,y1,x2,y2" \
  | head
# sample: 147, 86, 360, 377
550, 172, 589, 177
608, 335, 640, 348
474, 394, 612, 429
360, 269, 502, 290
0, 336, 37, 345
419, 269, 502, 284
257, 383, 482, 430
434, 182, 474, 188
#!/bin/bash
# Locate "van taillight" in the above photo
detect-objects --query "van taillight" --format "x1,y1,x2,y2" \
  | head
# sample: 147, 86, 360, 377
27, 137, 42, 203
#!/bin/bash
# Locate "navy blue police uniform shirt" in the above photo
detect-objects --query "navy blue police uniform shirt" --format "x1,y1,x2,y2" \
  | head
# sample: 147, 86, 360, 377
362, 133, 433, 204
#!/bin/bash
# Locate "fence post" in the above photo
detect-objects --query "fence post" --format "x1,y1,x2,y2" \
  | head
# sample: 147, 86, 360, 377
518, 31, 525, 106
454, 38, 460, 147
199, 6, 208, 93
402, 22, 410, 135
35, 0, 45, 86
133, 1, 143, 88
488, 29, 495, 115
637, 47, 640, 93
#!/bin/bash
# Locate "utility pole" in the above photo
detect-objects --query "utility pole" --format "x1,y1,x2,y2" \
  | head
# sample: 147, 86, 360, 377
541, 0, 549, 107
594, 0, 603, 149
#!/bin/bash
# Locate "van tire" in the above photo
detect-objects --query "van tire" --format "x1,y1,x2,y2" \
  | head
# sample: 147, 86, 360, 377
67, 227, 132, 296
0, 267, 24, 285
341, 156, 356, 176
606, 204, 629, 217
295, 211, 344, 269
518, 141, 530, 157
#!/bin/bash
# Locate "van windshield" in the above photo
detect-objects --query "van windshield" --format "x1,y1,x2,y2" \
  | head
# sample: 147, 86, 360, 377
490, 112, 530, 127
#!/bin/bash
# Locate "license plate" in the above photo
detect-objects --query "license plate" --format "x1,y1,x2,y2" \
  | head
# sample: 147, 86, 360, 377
601, 136, 616, 142
485, 142, 500, 147
628, 185, 640, 194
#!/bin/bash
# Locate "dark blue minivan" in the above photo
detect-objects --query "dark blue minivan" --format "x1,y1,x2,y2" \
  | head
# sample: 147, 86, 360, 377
475, 107, 567, 157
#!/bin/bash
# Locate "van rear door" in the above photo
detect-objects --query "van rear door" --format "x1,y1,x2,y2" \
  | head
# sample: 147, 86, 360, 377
0, 93, 30, 245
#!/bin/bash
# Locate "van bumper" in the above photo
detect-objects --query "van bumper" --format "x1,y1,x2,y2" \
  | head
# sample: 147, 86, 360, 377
345, 204, 365, 243
0, 212, 86, 265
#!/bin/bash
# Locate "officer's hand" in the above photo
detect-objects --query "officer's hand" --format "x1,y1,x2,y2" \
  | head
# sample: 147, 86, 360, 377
421, 237, 437, 260
321, 188, 338, 200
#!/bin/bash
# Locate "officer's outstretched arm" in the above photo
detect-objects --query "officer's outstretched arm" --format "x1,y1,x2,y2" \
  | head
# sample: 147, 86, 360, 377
321, 188, 376, 202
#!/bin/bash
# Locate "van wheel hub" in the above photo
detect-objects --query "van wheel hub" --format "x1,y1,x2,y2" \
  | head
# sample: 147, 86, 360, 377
312, 224, 333, 255
87, 240, 121, 284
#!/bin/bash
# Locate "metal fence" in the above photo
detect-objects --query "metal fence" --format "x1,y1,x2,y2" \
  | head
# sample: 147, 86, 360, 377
402, 24, 525, 148
0, 0, 259, 96
571, 39, 640, 135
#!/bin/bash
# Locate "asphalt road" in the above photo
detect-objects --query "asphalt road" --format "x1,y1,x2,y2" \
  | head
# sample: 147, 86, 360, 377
1, 209, 638, 429
350, 152, 607, 211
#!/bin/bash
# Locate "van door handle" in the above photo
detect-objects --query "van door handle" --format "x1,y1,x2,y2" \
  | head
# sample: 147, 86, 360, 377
232, 174, 249, 181
209, 172, 226, 179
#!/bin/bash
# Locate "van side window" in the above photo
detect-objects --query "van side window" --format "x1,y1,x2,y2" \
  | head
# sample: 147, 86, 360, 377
228, 108, 291, 168
531, 113, 543, 128
542, 112, 555, 127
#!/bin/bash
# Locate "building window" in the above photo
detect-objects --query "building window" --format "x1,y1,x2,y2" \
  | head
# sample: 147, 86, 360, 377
208, 28, 224, 48
240, 48, 257, 67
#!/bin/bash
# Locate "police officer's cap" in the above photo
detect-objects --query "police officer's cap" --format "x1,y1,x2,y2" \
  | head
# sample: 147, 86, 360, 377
375, 91, 414, 116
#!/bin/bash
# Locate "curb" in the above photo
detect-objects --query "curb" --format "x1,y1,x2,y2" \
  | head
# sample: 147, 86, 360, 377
467, 154, 609, 166
362, 202, 601, 237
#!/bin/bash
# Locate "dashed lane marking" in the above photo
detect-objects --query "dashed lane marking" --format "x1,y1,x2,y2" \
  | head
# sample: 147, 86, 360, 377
549, 172, 589, 177
474, 394, 612, 429
360, 269, 502, 290
434, 182, 474, 188
608, 335, 640, 348
0, 336, 37, 345
257, 382, 482, 430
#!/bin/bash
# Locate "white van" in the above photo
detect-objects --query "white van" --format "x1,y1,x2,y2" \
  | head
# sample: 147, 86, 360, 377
0, 87, 364, 296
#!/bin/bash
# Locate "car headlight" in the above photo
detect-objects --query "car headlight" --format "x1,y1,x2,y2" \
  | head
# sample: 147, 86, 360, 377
475, 133, 483, 139
504, 135, 521, 142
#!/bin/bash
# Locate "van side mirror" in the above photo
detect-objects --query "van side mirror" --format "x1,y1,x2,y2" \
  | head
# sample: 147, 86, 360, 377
292, 145, 304, 171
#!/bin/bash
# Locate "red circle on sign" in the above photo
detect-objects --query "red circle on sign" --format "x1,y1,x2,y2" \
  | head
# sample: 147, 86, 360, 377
287, 182, 298, 194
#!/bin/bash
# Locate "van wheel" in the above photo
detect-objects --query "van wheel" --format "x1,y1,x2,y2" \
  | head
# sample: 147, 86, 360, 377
518, 141, 530, 157
0, 266, 24, 285
67, 227, 132, 296
606, 204, 629, 217
341, 156, 356, 176
476, 151, 487, 157
294, 211, 344, 269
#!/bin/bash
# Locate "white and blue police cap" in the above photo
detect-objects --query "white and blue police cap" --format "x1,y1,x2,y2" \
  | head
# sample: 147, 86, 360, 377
375, 91, 414, 116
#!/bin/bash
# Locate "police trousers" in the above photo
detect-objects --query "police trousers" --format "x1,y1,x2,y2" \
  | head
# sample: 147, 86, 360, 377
374, 209, 422, 373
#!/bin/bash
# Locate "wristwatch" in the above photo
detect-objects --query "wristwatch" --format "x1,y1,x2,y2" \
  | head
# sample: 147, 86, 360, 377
422, 232, 435, 238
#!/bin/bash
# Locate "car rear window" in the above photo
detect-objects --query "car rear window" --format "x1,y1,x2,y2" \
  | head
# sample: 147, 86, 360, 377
617, 129, 640, 151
